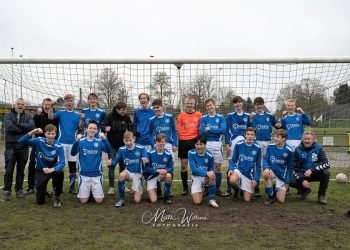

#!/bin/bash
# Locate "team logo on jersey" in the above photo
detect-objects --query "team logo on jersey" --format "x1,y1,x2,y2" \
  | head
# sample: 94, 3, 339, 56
283, 152, 288, 158
266, 117, 270, 122
296, 117, 300, 121
95, 113, 100, 119
94, 143, 99, 148
165, 119, 170, 124
251, 150, 257, 156
215, 119, 219, 123
311, 153, 318, 162
243, 118, 248, 122
204, 159, 208, 164
163, 157, 168, 163
51, 150, 56, 155
135, 151, 140, 156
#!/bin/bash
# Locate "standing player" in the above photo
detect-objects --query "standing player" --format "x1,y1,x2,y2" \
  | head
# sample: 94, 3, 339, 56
228, 127, 261, 202
18, 125, 65, 206
145, 134, 174, 204
104, 101, 134, 195
249, 97, 281, 197
80, 93, 106, 137
71, 120, 112, 204
225, 96, 251, 195
189, 135, 219, 208
280, 99, 312, 151
149, 99, 177, 159
107, 131, 148, 207
48, 94, 81, 194
199, 98, 228, 197
177, 96, 202, 195
133, 93, 155, 152
262, 130, 294, 205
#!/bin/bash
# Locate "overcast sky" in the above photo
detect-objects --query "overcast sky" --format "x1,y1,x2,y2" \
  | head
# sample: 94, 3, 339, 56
1, 0, 350, 59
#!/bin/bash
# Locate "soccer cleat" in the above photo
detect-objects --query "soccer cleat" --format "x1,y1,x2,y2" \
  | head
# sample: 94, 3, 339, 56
318, 195, 327, 205
16, 190, 26, 199
254, 189, 262, 198
1, 191, 11, 201
264, 197, 274, 206
209, 199, 220, 208
25, 189, 35, 195
181, 187, 188, 196
163, 197, 173, 204
115, 199, 125, 207
216, 190, 230, 197
53, 195, 61, 207
300, 188, 311, 200
108, 187, 115, 195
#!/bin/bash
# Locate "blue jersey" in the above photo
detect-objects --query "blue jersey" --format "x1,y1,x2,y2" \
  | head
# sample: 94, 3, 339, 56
252, 112, 278, 141
199, 113, 226, 141
82, 107, 106, 137
134, 107, 155, 145
229, 140, 261, 181
225, 112, 251, 144
71, 137, 112, 177
18, 133, 65, 171
54, 109, 81, 144
281, 113, 312, 140
188, 149, 215, 177
263, 143, 294, 184
112, 144, 148, 173
145, 149, 174, 179
149, 113, 178, 146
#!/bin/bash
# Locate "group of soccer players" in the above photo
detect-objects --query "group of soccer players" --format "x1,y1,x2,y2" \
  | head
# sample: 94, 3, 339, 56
5, 91, 331, 208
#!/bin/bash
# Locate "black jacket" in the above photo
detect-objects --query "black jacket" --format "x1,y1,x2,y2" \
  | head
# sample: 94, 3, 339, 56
103, 107, 134, 149
5, 108, 35, 146
33, 108, 59, 138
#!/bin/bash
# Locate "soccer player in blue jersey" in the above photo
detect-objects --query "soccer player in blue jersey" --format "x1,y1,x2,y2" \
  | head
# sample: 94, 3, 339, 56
250, 97, 281, 197
18, 125, 65, 207
71, 120, 112, 204
199, 98, 228, 197
149, 99, 177, 159
48, 94, 82, 194
133, 93, 155, 152
107, 131, 148, 207
145, 134, 174, 204
189, 135, 219, 208
281, 99, 312, 151
80, 93, 106, 137
228, 127, 261, 202
262, 130, 294, 205
225, 96, 251, 195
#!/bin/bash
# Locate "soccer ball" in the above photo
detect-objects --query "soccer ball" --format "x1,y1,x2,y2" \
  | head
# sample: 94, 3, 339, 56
335, 173, 348, 183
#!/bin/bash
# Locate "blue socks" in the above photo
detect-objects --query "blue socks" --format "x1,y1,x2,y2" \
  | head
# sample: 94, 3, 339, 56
215, 172, 222, 191
164, 181, 172, 198
118, 180, 126, 201
265, 186, 274, 198
209, 184, 216, 200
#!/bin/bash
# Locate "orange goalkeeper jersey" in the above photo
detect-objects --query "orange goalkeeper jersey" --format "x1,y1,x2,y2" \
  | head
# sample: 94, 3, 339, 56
177, 111, 202, 140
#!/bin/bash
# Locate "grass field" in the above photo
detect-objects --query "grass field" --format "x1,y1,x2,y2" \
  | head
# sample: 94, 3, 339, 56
1, 167, 350, 249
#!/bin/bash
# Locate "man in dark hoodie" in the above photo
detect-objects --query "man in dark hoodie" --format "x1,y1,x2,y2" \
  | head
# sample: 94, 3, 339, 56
1, 98, 35, 201
103, 101, 133, 195
26, 98, 58, 195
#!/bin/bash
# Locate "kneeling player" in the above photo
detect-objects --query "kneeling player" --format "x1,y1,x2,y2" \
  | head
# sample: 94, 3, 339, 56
189, 135, 219, 208
262, 130, 294, 205
108, 131, 148, 207
18, 125, 65, 207
146, 134, 173, 204
71, 120, 112, 204
228, 127, 261, 202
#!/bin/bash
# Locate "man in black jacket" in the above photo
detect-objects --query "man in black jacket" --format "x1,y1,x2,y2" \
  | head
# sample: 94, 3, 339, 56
1, 98, 35, 201
103, 101, 133, 195
26, 98, 58, 194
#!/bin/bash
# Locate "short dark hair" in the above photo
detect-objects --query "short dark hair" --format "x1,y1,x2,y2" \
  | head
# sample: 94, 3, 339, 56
194, 135, 207, 145
87, 120, 98, 127
42, 98, 52, 103
156, 133, 167, 142
115, 101, 127, 110
45, 124, 57, 133
88, 93, 98, 99
245, 127, 256, 135
138, 93, 150, 101
204, 98, 216, 106
232, 95, 244, 104
152, 99, 163, 106
253, 97, 264, 105
274, 129, 287, 139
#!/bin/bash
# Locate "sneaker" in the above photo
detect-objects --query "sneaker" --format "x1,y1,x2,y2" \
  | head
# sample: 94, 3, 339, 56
209, 199, 220, 208
115, 199, 125, 207
216, 190, 230, 197
108, 187, 115, 195
203, 187, 209, 197
69, 189, 78, 195
300, 188, 311, 200
254, 189, 262, 198
181, 187, 188, 196
264, 197, 274, 206
25, 189, 35, 195
163, 197, 173, 204
318, 195, 327, 205
16, 190, 26, 199
53, 195, 61, 207
1, 191, 11, 201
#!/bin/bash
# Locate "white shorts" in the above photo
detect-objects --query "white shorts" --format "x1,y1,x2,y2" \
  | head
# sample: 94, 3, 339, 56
228, 136, 244, 160
286, 139, 301, 152
77, 175, 104, 199
206, 141, 223, 164
125, 170, 143, 194
269, 170, 287, 189
191, 175, 206, 194
62, 143, 78, 162
147, 175, 166, 191
165, 143, 175, 161
143, 145, 152, 152
257, 140, 270, 157
234, 169, 253, 193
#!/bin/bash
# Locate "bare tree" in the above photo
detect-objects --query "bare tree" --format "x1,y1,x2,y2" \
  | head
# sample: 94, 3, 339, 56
217, 86, 235, 115
150, 72, 175, 107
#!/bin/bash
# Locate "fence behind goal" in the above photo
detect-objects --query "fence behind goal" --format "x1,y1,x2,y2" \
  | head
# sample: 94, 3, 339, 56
0, 58, 349, 168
